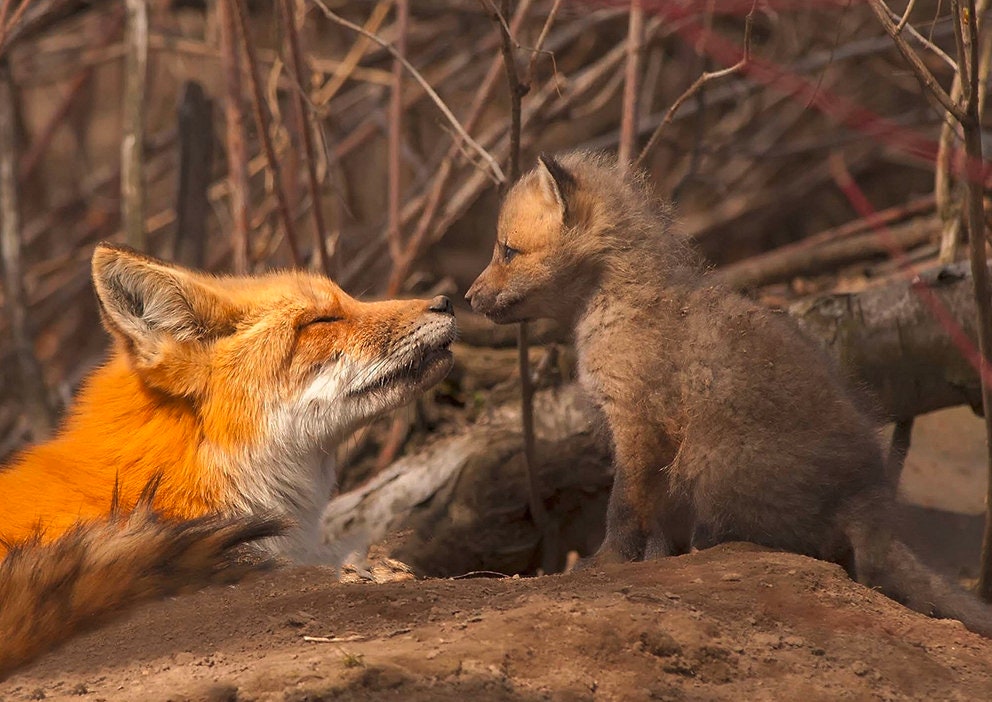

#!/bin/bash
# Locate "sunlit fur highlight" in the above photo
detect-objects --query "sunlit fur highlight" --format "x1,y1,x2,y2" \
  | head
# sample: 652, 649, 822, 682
0, 243, 455, 562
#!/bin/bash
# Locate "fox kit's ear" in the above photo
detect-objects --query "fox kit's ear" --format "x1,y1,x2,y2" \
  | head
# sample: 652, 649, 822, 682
91, 243, 232, 362
537, 153, 576, 220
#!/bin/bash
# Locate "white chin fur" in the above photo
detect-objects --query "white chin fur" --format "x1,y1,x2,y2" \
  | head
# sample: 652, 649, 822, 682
215, 347, 445, 564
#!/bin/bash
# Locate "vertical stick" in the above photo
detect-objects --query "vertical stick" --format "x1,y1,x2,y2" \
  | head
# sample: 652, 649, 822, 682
279, 0, 330, 274
0, 61, 53, 439
617, 0, 644, 171
387, 0, 408, 267
217, 0, 251, 273
490, 0, 552, 567
121, 0, 148, 250
951, 0, 992, 601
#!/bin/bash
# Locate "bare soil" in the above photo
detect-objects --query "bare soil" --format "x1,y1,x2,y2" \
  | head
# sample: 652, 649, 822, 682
4, 542, 992, 702
3, 408, 991, 701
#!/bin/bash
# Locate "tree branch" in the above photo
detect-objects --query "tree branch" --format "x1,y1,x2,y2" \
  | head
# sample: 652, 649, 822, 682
310, 0, 505, 185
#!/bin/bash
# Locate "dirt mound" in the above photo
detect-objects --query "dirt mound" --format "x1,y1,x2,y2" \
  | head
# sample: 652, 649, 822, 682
4, 543, 991, 701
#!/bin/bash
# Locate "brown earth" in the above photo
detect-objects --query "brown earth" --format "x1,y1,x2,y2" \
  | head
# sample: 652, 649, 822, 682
4, 542, 992, 702
3, 409, 991, 701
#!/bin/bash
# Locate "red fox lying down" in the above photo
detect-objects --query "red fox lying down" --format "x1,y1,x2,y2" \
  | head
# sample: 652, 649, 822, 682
0, 243, 456, 679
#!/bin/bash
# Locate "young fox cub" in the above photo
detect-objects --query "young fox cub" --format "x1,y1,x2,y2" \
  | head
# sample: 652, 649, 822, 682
0, 243, 456, 678
467, 151, 992, 637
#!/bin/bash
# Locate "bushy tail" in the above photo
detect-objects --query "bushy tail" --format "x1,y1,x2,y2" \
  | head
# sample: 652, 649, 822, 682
0, 507, 285, 680
840, 496, 992, 638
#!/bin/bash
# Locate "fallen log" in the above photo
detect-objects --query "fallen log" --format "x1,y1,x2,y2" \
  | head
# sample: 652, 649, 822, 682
323, 383, 610, 577
790, 260, 985, 420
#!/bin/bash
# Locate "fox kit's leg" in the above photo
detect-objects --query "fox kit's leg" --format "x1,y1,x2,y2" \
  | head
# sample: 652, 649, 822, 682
592, 427, 693, 564
594, 467, 648, 562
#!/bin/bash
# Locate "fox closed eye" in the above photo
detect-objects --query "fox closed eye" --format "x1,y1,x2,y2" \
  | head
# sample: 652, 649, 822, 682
301, 316, 343, 328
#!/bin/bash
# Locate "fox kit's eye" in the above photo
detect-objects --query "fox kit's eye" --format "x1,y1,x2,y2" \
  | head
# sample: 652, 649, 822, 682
500, 241, 520, 264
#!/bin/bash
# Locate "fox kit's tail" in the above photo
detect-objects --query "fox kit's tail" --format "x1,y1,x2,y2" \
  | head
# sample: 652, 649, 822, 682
0, 507, 284, 681
840, 494, 992, 638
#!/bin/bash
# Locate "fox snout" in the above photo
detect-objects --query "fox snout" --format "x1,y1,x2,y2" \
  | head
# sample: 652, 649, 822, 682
464, 271, 490, 312
464, 266, 509, 322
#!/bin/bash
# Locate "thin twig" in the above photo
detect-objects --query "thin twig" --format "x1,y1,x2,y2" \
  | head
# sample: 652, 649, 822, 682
0, 0, 13, 31
310, 0, 505, 185
0, 0, 32, 52
313, 0, 392, 106
387, 0, 408, 263
618, 0, 644, 170
217, 0, 251, 272
523, 0, 562, 89
895, 0, 918, 33
489, 0, 550, 555
233, 0, 302, 266
953, 0, 992, 603
888, 2, 957, 70
493, 0, 522, 183
280, 0, 330, 274
936, 0, 991, 263
867, 0, 965, 120
635, 3, 755, 170
121, 0, 148, 249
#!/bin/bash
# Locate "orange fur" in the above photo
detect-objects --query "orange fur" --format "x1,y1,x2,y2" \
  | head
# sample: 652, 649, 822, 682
1, 244, 456, 553
0, 243, 456, 675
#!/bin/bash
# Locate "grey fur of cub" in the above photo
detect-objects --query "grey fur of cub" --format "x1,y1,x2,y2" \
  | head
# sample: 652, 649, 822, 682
466, 150, 992, 637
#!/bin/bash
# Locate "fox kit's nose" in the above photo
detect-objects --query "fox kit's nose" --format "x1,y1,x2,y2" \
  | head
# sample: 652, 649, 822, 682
429, 295, 454, 316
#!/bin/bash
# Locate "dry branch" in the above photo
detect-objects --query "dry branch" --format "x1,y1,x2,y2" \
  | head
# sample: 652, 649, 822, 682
217, 0, 250, 273
310, 0, 506, 185
635, 3, 754, 170
949, 0, 992, 601
867, 0, 964, 120
714, 213, 938, 289
121, 0, 147, 249
280, 0, 330, 274
386, 0, 408, 265
617, 0, 643, 169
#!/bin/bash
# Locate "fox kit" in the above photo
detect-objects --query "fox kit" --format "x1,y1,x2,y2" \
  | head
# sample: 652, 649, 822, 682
467, 151, 992, 637
0, 243, 456, 678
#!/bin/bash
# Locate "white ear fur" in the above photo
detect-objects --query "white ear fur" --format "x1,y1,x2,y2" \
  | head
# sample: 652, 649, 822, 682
91, 244, 225, 361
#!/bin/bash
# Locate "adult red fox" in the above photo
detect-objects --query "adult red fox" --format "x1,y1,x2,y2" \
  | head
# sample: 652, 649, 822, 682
0, 243, 456, 679
466, 151, 992, 638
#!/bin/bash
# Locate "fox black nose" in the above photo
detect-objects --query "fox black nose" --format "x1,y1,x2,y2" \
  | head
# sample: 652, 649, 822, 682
429, 295, 454, 316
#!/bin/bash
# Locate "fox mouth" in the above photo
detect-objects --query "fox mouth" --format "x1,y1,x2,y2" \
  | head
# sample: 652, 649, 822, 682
348, 342, 453, 397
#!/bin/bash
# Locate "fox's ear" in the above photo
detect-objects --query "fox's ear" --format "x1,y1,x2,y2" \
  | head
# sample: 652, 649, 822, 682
91, 243, 234, 363
537, 153, 576, 219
